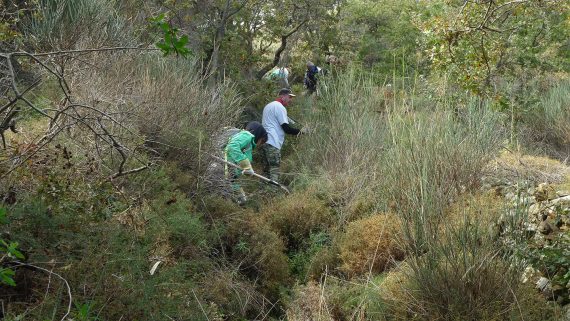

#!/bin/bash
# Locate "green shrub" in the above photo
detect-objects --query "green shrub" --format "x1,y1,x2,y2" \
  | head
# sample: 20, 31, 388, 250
526, 232, 570, 297
263, 190, 333, 249
286, 276, 389, 321
381, 103, 504, 251
289, 231, 332, 280
393, 214, 526, 321
224, 211, 290, 300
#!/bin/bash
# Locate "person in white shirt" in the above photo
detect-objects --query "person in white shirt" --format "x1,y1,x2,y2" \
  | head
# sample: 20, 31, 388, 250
260, 88, 302, 182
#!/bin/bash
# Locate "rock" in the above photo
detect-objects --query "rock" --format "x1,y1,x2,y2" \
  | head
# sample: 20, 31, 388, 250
521, 266, 537, 283
529, 203, 542, 217
538, 220, 558, 235
552, 195, 570, 207
537, 277, 551, 292
557, 190, 570, 197
535, 183, 557, 202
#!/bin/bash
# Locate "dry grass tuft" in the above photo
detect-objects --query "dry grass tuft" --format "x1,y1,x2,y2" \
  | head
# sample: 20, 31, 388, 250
443, 191, 505, 234
286, 281, 334, 321
338, 213, 404, 277
484, 150, 570, 185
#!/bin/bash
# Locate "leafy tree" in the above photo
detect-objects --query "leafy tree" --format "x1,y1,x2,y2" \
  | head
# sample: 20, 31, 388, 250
155, 0, 341, 79
336, 0, 422, 72
416, 0, 570, 95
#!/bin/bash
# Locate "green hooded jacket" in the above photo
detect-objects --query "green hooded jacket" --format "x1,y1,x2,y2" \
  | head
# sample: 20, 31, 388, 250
225, 130, 256, 165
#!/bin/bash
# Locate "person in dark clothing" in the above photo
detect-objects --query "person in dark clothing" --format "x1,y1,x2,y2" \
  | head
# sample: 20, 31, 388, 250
304, 61, 321, 95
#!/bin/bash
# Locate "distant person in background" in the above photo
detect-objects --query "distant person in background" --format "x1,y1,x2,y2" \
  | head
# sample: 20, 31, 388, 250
304, 61, 321, 95
265, 65, 290, 88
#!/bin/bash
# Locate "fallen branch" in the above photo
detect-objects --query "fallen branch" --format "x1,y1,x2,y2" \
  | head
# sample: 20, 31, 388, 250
12, 261, 72, 321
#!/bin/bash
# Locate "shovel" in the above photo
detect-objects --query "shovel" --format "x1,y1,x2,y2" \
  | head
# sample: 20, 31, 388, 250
208, 154, 290, 194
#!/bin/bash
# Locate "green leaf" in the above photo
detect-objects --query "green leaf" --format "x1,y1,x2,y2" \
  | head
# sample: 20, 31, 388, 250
0, 268, 16, 286
0, 207, 7, 224
149, 13, 165, 23
159, 22, 170, 33
177, 35, 189, 47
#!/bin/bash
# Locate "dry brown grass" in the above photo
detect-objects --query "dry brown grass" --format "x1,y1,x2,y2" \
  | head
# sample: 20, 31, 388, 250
554, 173, 570, 194
338, 213, 404, 277
285, 281, 334, 321
484, 150, 570, 185
443, 191, 505, 234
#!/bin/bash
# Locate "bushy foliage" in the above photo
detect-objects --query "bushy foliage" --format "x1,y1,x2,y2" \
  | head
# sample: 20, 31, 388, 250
381, 102, 504, 251
337, 213, 404, 277
387, 209, 527, 321
262, 190, 333, 249
286, 276, 389, 321
224, 211, 290, 300
0, 208, 24, 287
526, 232, 570, 297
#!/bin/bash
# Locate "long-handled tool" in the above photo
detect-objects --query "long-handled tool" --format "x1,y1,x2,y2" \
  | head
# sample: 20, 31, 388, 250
208, 154, 290, 194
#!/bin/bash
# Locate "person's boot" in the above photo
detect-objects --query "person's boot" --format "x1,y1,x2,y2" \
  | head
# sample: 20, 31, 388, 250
236, 189, 248, 206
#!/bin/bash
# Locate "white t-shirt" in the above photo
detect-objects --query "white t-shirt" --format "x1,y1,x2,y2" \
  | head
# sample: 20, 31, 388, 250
262, 100, 288, 150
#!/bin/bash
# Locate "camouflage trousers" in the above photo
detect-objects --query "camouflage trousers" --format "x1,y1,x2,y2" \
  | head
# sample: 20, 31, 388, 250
260, 144, 281, 182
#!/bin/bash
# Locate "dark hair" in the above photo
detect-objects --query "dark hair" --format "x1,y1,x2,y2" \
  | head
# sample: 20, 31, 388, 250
245, 121, 268, 144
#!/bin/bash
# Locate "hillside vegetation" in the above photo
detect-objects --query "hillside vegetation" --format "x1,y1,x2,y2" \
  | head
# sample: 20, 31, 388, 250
1, 0, 569, 320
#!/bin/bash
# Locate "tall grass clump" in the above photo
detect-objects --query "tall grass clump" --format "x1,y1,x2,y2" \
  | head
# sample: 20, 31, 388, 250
293, 67, 387, 222
63, 51, 242, 182
25, 0, 133, 50
384, 199, 530, 321
524, 79, 570, 151
381, 101, 504, 250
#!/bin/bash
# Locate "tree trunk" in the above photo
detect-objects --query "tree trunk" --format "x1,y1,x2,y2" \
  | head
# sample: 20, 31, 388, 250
256, 21, 306, 80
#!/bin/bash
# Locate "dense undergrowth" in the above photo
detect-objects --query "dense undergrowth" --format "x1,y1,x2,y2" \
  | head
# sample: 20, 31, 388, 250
1, 0, 570, 320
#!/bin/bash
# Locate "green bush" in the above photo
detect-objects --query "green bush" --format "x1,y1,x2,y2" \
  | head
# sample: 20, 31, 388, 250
389, 209, 528, 321
224, 211, 290, 300
526, 232, 570, 297
286, 276, 389, 321
263, 190, 333, 249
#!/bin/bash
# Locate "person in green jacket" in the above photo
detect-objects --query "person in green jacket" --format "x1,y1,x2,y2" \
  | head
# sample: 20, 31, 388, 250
225, 121, 268, 204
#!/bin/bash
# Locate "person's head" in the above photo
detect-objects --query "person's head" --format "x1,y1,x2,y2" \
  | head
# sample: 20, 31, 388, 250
307, 61, 315, 69
277, 88, 296, 106
245, 121, 268, 146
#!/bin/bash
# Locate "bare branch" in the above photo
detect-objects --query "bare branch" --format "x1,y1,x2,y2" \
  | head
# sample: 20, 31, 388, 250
8, 46, 158, 58
11, 261, 72, 321
256, 20, 307, 79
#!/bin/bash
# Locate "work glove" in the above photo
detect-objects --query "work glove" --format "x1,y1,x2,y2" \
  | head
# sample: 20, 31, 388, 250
238, 159, 254, 175
299, 126, 313, 135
